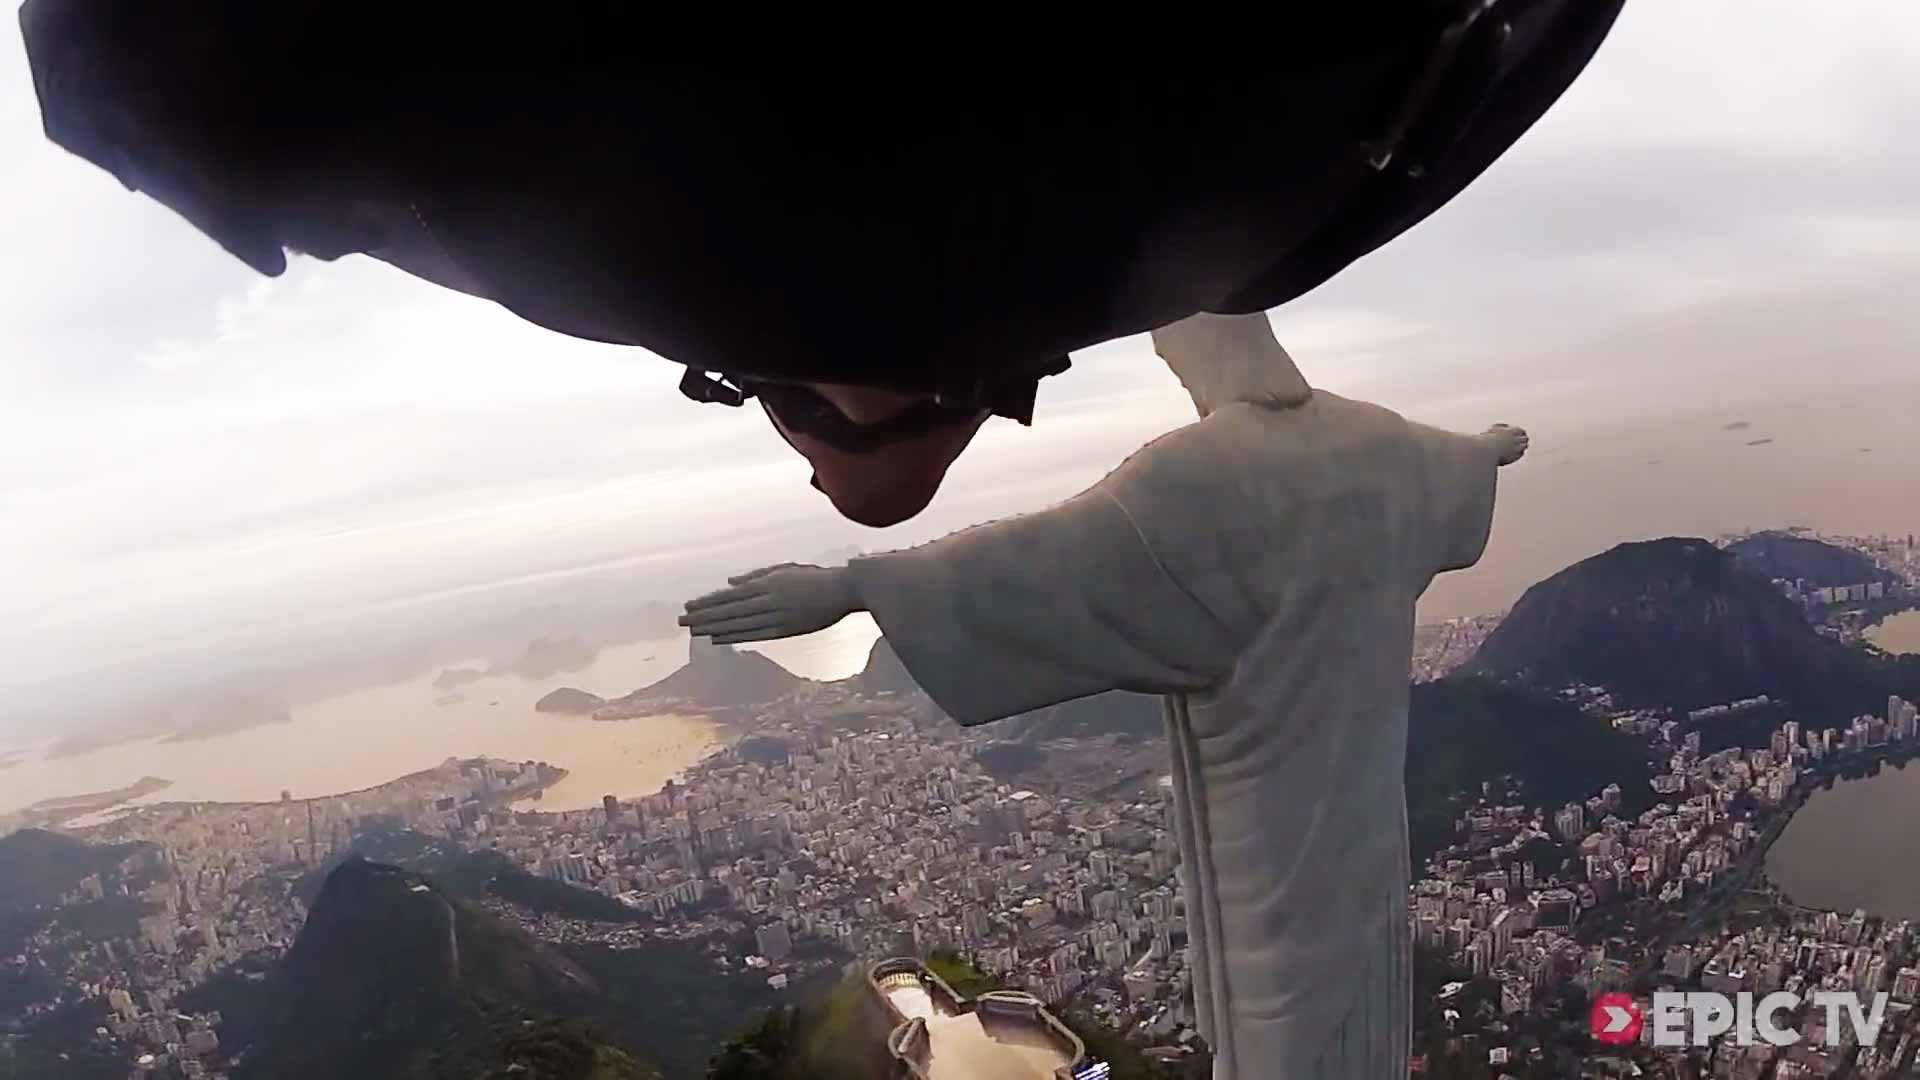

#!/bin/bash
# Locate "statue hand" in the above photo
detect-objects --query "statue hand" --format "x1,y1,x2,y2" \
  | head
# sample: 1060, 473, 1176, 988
678, 563, 859, 644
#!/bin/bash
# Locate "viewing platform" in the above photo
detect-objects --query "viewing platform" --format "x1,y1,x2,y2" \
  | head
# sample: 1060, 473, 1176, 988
869, 957, 1095, 1080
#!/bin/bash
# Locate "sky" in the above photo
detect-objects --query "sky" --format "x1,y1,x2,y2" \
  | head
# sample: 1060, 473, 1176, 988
5, 1, 1920, 733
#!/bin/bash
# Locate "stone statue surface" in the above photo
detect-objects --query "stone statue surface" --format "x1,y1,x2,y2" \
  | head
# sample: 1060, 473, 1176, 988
682, 312, 1526, 1078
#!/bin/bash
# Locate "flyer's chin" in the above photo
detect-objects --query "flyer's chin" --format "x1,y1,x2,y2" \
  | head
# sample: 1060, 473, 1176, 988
799, 422, 984, 527
820, 477, 943, 528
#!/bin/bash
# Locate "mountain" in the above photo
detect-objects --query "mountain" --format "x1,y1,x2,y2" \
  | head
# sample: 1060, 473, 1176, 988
603, 639, 804, 713
438, 636, 608, 692
265, 828, 835, 1076
1406, 678, 1654, 863
44, 680, 294, 756
1726, 530, 1896, 588
975, 741, 1048, 779
848, 637, 1163, 742
154, 684, 294, 742
434, 667, 488, 691
0, 829, 153, 910
736, 735, 793, 766
534, 687, 607, 715
476, 1018, 656, 1080
240, 858, 652, 1080
708, 981, 895, 1080
0, 832, 160, 1017
848, 638, 918, 696
1466, 537, 1914, 723
499, 635, 600, 680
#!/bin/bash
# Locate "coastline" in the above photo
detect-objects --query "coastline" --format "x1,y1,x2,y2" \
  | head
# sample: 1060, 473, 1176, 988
144, 758, 569, 813
0, 775, 174, 834
34, 628, 693, 762
1762, 746, 1920, 917
0, 648, 728, 816
1667, 743, 1920, 948
9, 625, 871, 819
5, 707, 729, 818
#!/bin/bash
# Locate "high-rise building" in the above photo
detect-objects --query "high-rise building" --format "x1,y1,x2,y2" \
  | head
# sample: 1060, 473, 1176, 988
1554, 803, 1585, 842
603, 794, 622, 828
963, 903, 991, 942
1864, 955, 1888, 992
1894, 966, 1920, 1003
549, 853, 591, 883
1890, 696, 1918, 741
1534, 889, 1578, 929
1088, 850, 1113, 881
755, 921, 793, 962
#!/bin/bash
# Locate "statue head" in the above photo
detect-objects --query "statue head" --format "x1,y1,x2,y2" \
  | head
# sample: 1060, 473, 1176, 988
1152, 313, 1311, 418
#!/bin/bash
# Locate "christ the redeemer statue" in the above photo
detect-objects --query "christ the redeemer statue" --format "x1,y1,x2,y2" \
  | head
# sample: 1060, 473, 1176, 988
681, 312, 1527, 1078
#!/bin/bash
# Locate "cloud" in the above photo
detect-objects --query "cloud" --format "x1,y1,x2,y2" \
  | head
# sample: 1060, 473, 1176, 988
135, 339, 207, 372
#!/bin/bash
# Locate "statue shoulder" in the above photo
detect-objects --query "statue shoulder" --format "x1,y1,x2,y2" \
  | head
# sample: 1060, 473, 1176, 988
1211, 394, 1415, 461
1103, 419, 1224, 491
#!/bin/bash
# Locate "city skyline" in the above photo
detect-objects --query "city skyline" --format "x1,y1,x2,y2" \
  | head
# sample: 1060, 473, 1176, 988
6, 526, 1920, 1078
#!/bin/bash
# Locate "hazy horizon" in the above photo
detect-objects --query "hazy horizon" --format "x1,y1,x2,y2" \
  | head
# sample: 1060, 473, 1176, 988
6, 0, 1920, 740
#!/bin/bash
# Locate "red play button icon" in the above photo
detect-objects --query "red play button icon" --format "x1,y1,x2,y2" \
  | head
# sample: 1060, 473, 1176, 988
1591, 993, 1644, 1044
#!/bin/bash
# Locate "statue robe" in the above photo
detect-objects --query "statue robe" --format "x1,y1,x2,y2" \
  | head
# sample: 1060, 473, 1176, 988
846, 386, 1500, 1078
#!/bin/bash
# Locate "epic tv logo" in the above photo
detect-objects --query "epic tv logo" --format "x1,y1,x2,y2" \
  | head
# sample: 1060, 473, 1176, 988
1590, 993, 1644, 1044
1591, 991, 1890, 1047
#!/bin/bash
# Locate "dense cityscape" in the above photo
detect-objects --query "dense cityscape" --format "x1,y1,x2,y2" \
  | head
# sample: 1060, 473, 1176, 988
4, 676, 1199, 1076
1409, 530, 1920, 1079
4, 529, 1920, 1079
1413, 686, 1920, 1078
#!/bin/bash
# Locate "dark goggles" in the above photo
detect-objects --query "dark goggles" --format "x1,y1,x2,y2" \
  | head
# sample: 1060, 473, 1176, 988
679, 359, 1067, 454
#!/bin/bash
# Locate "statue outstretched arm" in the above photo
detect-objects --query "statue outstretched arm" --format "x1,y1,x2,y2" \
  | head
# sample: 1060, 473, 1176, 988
680, 563, 861, 645
684, 481, 1240, 724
